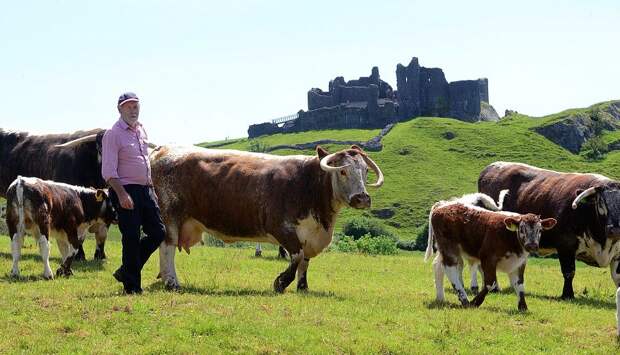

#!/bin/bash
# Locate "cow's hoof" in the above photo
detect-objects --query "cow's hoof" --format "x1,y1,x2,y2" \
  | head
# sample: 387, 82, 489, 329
518, 303, 528, 312
93, 250, 106, 260
273, 277, 286, 294
164, 279, 181, 291
43, 272, 54, 280
56, 267, 73, 277
297, 283, 308, 292
255, 250, 262, 257
10, 271, 20, 278
74, 251, 86, 262
560, 293, 575, 300
470, 286, 479, 295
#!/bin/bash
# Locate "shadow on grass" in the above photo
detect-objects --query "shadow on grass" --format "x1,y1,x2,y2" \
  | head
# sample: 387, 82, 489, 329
425, 297, 530, 316
252, 255, 289, 262
0, 251, 62, 263
527, 292, 617, 310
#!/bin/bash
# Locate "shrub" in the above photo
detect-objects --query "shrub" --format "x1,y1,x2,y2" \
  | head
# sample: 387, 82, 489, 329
583, 136, 608, 161
332, 234, 398, 255
413, 223, 430, 252
248, 140, 269, 153
342, 216, 394, 240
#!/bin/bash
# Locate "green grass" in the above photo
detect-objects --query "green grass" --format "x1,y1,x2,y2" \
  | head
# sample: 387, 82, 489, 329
197, 128, 382, 151
0, 231, 618, 353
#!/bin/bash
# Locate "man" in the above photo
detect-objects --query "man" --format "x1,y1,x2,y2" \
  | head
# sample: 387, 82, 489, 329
101, 92, 165, 294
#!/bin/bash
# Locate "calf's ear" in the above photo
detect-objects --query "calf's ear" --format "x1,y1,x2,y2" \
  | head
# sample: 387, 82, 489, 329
541, 218, 557, 230
503, 217, 520, 232
316, 146, 329, 159
95, 189, 107, 202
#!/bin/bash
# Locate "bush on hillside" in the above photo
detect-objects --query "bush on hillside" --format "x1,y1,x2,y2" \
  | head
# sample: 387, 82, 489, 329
583, 136, 608, 161
342, 216, 394, 240
333, 234, 397, 255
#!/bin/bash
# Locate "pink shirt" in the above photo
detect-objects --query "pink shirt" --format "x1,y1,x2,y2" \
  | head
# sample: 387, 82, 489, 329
101, 118, 152, 186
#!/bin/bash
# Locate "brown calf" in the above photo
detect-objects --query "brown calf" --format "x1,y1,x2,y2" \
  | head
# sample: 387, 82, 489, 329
425, 201, 556, 310
5, 176, 116, 279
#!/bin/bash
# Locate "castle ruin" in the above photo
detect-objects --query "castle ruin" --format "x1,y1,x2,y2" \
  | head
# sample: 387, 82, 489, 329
248, 57, 499, 138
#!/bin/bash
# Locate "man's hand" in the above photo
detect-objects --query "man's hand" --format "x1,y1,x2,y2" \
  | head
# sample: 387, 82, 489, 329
108, 178, 134, 210
119, 191, 134, 210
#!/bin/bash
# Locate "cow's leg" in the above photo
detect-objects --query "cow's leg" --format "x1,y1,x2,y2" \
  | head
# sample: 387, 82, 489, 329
31, 225, 53, 280
74, 244, 86, 262
159, 221, 180, 290
443, 255, 469, 306
255, 243, 262, 257
278, 246, 288, 259
469, 262, 479, 295
509, 263, 528, 311
457, 257, 465, 290
56, 229, 79, 277
93, 223, 108, 260
610, 255, 620, 288
296, 257, 310, 291
273, 237, 303, 293
472, 260, 497, 308
432, 253, 446, 302
10, 232, 24, 278
558, 249, 576, 299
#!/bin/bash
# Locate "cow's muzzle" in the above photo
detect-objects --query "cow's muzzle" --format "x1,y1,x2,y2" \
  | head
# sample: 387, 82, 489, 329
349, 193, 371, 209
524, 243, 539, 253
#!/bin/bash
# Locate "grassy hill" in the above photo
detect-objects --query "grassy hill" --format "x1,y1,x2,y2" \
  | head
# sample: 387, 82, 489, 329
198, 100, 620, 242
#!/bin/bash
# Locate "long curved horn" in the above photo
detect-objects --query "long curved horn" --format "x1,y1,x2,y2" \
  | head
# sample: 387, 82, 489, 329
362, 154, 384, 188
572, 187, 597, 209
54, 134, 98, 148
320, 153, 349, 172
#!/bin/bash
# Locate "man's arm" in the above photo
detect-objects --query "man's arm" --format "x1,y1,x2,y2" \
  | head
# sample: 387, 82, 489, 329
101, 130, 134, 209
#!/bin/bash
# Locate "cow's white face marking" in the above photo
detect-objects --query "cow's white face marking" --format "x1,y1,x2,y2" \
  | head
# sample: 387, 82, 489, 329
576, 231, 620, 266
329, 154, 371, 209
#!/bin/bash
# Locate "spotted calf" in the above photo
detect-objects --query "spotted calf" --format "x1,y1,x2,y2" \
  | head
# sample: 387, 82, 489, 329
5, 176, 116, 279
425, 201, 556, 310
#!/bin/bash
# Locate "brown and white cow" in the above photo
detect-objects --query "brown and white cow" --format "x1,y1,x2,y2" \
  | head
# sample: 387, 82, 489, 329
150, 144, 383, 292
479, 162, 620, 299
5, 176, 117, 279
425, 200, 556, 310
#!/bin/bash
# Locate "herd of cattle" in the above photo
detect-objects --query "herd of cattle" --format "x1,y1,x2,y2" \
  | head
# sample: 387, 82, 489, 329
1, 127, 620, 334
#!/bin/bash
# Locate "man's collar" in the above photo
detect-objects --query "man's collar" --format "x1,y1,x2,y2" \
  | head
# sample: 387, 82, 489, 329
118, 118, 141, 130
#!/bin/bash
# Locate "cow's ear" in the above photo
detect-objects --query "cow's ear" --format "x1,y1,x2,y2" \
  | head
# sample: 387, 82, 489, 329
541, 218, 557, 230
95, 189, 107, 202
351, 145, 363, 152
316, 146, 329, 159
504, 217, 520, 232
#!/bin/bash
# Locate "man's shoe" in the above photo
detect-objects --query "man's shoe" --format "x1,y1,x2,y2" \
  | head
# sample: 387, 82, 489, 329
124, 287, 143, 295
113, 267, 127, 283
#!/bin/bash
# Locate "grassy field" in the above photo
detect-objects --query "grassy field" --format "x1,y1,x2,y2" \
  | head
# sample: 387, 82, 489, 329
0, 229, 618, 354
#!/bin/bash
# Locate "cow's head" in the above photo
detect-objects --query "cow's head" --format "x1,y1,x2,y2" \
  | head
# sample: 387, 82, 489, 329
572, 182, 620, 240
317, 145, 384, 209
95, 189, 118, 225
504, 214, 557, 253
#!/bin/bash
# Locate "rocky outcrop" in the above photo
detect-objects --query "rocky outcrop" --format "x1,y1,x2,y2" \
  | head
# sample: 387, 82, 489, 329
535, 102, 620, 153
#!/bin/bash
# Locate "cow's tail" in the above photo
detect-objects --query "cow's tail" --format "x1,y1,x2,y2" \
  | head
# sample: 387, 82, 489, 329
15, 176, 26, 237
497, 189, 509, 211
475, 193, 502, 211
425, 202, 441, 262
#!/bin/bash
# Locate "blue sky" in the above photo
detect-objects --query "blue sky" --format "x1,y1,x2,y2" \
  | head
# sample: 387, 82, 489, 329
1, 0, 618, 144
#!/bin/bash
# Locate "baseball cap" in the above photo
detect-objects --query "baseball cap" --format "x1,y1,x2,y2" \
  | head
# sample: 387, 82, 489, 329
117, 92, 139, 106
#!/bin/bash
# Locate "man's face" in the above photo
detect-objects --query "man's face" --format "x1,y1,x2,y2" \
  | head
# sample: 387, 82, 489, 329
118, 101, 140, 125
